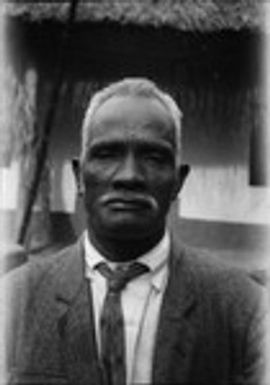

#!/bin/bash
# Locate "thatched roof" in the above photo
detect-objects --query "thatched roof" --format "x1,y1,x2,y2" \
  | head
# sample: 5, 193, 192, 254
3, 0, 263, 32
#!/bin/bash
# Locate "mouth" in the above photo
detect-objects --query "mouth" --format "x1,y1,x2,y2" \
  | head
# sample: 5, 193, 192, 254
100, 193, 157, 212
107, 198, 150, 211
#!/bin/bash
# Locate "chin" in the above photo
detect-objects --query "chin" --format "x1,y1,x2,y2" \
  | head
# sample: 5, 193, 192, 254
89, 209, 165, 241
103, 220, 155, 240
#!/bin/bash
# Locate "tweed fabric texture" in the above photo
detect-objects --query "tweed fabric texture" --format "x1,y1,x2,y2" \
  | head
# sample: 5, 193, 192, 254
1, 238, 266, 384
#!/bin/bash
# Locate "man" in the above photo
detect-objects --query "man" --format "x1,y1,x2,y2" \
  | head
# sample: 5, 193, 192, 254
1, 78, 267, 385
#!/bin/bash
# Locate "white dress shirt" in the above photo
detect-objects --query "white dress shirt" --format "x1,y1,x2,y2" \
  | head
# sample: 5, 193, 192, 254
84, 231, 170, 385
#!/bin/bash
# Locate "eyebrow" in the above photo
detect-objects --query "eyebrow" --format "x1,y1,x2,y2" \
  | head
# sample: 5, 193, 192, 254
88, 137, 175, 152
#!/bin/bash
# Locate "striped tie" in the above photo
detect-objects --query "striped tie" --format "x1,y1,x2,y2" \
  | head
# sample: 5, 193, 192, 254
97, 262, 149, 385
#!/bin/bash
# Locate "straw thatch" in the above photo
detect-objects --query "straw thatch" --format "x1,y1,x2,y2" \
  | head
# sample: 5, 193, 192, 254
3, 0, 262, 31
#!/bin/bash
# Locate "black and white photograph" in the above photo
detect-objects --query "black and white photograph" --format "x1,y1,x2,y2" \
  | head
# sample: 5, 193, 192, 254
0, 1, 269, 384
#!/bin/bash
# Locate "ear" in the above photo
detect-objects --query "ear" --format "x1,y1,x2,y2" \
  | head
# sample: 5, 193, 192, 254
171, 164, 190, 200
71, 157, 85, 196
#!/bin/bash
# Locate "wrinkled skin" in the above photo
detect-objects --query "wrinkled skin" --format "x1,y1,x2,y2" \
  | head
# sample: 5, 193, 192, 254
79, 95, 186, 261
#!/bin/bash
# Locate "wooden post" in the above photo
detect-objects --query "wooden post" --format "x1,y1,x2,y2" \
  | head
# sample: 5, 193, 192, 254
17, 0, 80, 246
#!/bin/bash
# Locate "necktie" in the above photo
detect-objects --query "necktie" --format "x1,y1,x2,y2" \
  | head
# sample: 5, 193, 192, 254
97, 261, 149, 385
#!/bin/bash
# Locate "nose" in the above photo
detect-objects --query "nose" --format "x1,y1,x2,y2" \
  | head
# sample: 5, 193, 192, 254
112, 152, 145, 190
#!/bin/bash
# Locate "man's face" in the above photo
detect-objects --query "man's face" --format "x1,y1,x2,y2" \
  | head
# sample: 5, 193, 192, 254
81, 95, 182, 242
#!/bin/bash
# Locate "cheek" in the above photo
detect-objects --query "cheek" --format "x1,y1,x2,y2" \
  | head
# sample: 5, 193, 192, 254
82, 163, 107, 187
149, 175, 177, 202
148, 168, 176, 188
82, 161, 118, 184
81, 168, 106, 206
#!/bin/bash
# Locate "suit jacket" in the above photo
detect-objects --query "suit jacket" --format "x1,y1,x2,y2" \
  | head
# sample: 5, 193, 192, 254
1, 237, 266, 385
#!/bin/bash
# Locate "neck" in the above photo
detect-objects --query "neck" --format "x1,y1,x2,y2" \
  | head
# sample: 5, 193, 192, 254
87, 227, 165, 262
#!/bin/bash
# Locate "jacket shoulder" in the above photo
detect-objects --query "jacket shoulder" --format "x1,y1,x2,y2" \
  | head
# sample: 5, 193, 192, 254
171, 241, 266, 312
1, 241, 82, 306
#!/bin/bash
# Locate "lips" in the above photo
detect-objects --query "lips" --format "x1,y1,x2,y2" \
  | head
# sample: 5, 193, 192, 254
100, 193, 158, 212
106, 198, 150, 211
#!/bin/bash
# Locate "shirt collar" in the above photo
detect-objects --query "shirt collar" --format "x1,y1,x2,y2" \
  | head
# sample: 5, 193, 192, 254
84, 230, 170, 292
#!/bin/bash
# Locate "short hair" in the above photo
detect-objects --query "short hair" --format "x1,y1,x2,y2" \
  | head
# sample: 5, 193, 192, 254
81, 78, 183, 165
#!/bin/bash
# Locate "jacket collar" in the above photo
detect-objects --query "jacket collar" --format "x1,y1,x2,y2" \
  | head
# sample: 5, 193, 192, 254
54, 238, 86, 305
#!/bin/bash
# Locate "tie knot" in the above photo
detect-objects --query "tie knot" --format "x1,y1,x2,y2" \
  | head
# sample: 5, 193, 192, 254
96, 261, 149, 293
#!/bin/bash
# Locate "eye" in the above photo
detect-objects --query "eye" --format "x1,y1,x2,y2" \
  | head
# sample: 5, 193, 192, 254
143, 147, 174, 165
146, 151, 165, 163
90, 144, 121, 160
95, 149, 115, 159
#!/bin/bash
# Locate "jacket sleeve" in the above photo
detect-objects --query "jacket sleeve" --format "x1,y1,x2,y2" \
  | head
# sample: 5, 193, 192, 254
244, 289, 269, 385
236, 278, 269, 385
0, 265, 30, 384
0, 262, 48, 385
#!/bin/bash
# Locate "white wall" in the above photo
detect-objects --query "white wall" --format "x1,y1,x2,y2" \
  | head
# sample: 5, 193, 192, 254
181, 164, 270, 224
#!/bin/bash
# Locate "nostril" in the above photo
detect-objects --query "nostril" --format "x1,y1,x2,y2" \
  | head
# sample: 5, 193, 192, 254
112, 179, 146, 192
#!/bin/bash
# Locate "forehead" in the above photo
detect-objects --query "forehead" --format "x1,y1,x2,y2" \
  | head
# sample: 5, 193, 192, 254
88, 95, 175, 143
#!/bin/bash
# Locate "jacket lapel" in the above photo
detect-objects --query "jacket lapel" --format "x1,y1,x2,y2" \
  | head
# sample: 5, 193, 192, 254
152, 240, 198, 384
54, 239, 102, 385
26, 239, 101, 384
